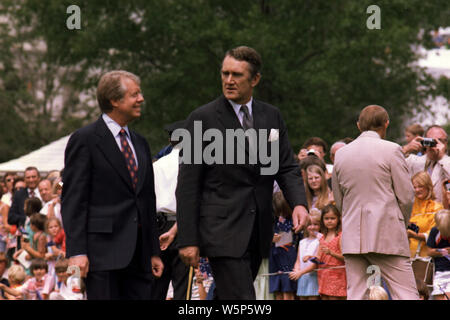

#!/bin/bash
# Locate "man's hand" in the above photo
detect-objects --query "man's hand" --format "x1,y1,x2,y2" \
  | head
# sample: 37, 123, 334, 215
68, 255, 89, 278
159, 231, 175, 251
151, 256, 164, 278
297, 149, 308, 161
426, 138, 446, 162
292, 205, 310, 233
179, 246, 200, 267
402, 136, 423, 155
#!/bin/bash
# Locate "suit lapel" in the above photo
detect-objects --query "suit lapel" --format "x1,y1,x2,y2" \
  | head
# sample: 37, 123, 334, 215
252, 99, 268, 132
94, 117, 134, 191
216, 96, 243, 131
251, 100, 269, 172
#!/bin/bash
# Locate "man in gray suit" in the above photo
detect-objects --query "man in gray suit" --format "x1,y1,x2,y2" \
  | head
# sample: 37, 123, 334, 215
332, 105, 419, 300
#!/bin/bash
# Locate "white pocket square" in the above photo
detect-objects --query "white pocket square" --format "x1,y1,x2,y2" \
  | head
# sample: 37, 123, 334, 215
268, 129, 279, 142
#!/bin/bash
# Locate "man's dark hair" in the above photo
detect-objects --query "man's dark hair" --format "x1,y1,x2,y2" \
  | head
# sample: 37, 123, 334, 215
302, 137, 328, 154
224, 46, 262, 79
24, 166, 40, 178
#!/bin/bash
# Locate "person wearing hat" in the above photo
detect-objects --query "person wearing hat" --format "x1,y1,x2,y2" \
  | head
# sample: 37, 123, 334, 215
153, 120, 187, 161
151, 120, 193, 299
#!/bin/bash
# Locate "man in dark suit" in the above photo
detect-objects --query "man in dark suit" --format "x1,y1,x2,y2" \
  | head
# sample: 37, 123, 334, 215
62, 70, 163, 300
8, 166, 41, 228
175, 46, 309, 299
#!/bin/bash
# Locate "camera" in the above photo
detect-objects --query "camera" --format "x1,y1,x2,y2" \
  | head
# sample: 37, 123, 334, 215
408, 223, 419, 233
420, 138, 437, 147
307, 149, 317, 156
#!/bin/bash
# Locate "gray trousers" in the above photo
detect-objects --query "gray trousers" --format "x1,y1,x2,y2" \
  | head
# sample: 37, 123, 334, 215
344, 253, 419, 300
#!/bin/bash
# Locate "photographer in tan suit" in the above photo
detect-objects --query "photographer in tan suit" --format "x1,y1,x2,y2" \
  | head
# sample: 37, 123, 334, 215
332, 105, 419, 300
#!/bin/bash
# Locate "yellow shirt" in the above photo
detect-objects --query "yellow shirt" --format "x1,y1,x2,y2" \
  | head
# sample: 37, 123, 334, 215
409, 198, 443, 258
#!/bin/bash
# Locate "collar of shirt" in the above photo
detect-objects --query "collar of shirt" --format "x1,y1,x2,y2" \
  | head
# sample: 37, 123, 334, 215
102, 113, 131, 138
27, 187, 39, 197
228, 97, 253, 120
102, 113, 139, 167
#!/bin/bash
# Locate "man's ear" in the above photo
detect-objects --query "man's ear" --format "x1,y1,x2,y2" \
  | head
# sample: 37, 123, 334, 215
385, 120, 390, 129
110, 99, 119, 108
251, 73, 261, 88
357, 121, 361, 132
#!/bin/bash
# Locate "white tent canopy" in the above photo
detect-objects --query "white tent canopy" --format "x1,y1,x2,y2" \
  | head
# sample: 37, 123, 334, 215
0, 135, 70, 175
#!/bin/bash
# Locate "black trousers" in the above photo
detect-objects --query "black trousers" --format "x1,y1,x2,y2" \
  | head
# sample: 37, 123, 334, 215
85, 227, 153, 300
150, 216, 191, 300
208, 218, 262, 300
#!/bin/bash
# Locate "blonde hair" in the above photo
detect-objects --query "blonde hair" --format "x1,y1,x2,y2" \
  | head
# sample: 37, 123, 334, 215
435, 209, 450, 237
412, 171, 435, 200
305, 165, 331, 210
368, 285, 389, 300
7, 264, 26, 284
303, 209, 321, 238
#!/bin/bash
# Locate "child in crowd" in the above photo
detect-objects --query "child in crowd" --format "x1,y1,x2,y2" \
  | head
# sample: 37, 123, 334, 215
45, 217, 66, 278
21, 258, 54, 300
368, 285, 389, 300
0, 264, 27, 300
0, 252, 10, 299
305, 165, 334, 211
289, 209, 322, 300
269, 192, 297, 300
12, 198, 43, 274
49, 258, 84, 300
15, 213, 48, 261
426, 209, 450, 300
191, 258, 214, 300
1, 259, 53, 300
316, 204, 346, 300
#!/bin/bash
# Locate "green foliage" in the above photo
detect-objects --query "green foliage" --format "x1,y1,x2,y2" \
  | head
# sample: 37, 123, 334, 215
0, 0, 448, 161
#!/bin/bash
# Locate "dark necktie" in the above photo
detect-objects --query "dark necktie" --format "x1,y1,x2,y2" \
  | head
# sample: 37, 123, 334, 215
29, 189, 35, 198
240, 105, 253, 130
119, 129, 138, 189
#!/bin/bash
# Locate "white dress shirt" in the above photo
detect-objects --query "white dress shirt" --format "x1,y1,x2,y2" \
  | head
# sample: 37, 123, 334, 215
228, 97, 253, 127
102, 113, 139, 167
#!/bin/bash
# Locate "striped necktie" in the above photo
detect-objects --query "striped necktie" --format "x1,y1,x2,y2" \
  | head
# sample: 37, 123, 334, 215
119, 129, 138, 189
240, 105, 253, 130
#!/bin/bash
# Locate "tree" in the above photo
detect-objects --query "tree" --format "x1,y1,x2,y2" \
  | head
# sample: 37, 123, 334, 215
0, 0, 448, 162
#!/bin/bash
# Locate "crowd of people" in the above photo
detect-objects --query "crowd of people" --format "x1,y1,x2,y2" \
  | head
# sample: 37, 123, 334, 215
0, 121, 448, 301
0, 45, 449, 301
0, 168, 84, 299
267, 124, 450, 300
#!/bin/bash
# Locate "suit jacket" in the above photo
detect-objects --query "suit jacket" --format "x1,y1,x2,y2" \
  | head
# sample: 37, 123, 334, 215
332, 131, 414, 257
176, 95, 307, 258
7, 188, 28, 227
406, 154, 450, 204
61, 117, 160, 272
